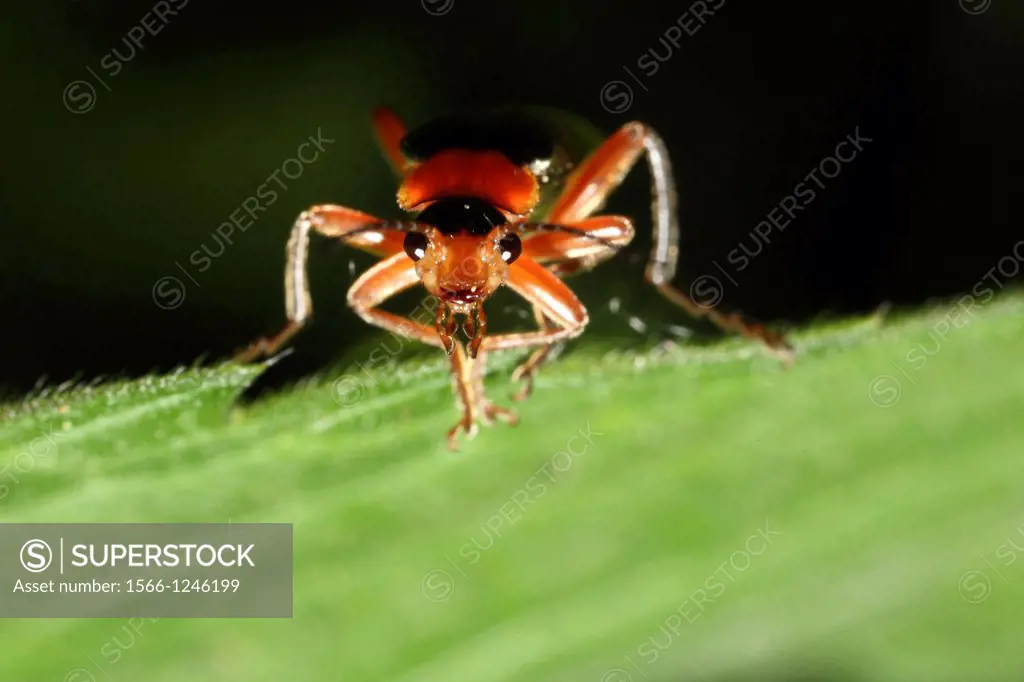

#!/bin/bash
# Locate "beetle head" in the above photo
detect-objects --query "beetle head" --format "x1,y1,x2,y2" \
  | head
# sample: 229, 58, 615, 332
403, 224, 522, 357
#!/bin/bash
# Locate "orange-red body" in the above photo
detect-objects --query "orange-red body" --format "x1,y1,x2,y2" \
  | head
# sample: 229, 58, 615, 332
236, 106, 793, 449
399, 149, 540, 215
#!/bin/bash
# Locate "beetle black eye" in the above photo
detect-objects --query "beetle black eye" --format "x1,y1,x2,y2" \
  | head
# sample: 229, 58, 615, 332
497, 233, 522, 264
403, 231, 429, 261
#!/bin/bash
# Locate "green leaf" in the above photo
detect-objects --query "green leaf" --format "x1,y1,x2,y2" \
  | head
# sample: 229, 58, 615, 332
1, 297, 1023, 682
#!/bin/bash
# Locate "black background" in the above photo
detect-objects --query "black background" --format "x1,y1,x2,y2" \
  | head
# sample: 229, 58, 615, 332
1, 0, 1018, 395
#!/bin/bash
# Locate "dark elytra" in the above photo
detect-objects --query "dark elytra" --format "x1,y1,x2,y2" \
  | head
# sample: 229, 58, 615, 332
400, 111, 555, 166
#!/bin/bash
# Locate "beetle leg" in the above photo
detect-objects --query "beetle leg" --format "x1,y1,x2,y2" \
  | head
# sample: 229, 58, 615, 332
509, 305, 554, 401
444, 344, 519, 449
445, 342, 479, 447
343, 253, 516, 450
545, 122, 793, 362
371, 106, 411, 175
481, 255, 589, 353
522, 215, 635, 274
343, 253, 472, 449
376, 254, 590, 425
416, 254, 582, 417
232, 205, 413, 363
470, 348, 520, 425
505, 216, 633, 399
344, 252, 443, 347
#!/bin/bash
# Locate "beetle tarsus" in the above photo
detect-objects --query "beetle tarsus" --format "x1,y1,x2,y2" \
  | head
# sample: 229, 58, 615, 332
232, 321, 302, 364
510, 369, 534, 402
446, 413, 478, 451
482, 401, 518, 426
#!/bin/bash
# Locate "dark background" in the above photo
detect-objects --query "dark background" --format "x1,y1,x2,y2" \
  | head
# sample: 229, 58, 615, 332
1, 0, 1018, 395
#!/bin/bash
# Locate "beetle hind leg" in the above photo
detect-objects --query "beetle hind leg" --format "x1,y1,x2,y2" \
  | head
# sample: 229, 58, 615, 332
652, 283, 794, 363
545, 121, 794, 362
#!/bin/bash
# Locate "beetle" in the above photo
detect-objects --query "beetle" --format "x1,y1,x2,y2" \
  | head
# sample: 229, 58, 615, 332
234, 106, 793, 448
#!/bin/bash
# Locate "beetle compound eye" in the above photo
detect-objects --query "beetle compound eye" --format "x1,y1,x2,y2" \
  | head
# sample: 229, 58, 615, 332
497, 234, 522, 264
403, 231, 429, 261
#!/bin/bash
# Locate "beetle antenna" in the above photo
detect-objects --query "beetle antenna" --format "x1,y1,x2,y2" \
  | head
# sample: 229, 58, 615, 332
340, 221, 429, 240
510, 222, 626, 254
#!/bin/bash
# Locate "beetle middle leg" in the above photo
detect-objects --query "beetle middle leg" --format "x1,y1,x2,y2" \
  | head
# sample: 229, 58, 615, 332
508, 305, 555, 401
544, 121, 794, 363
507, 215, 634, 400
471, 253, 591, 404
